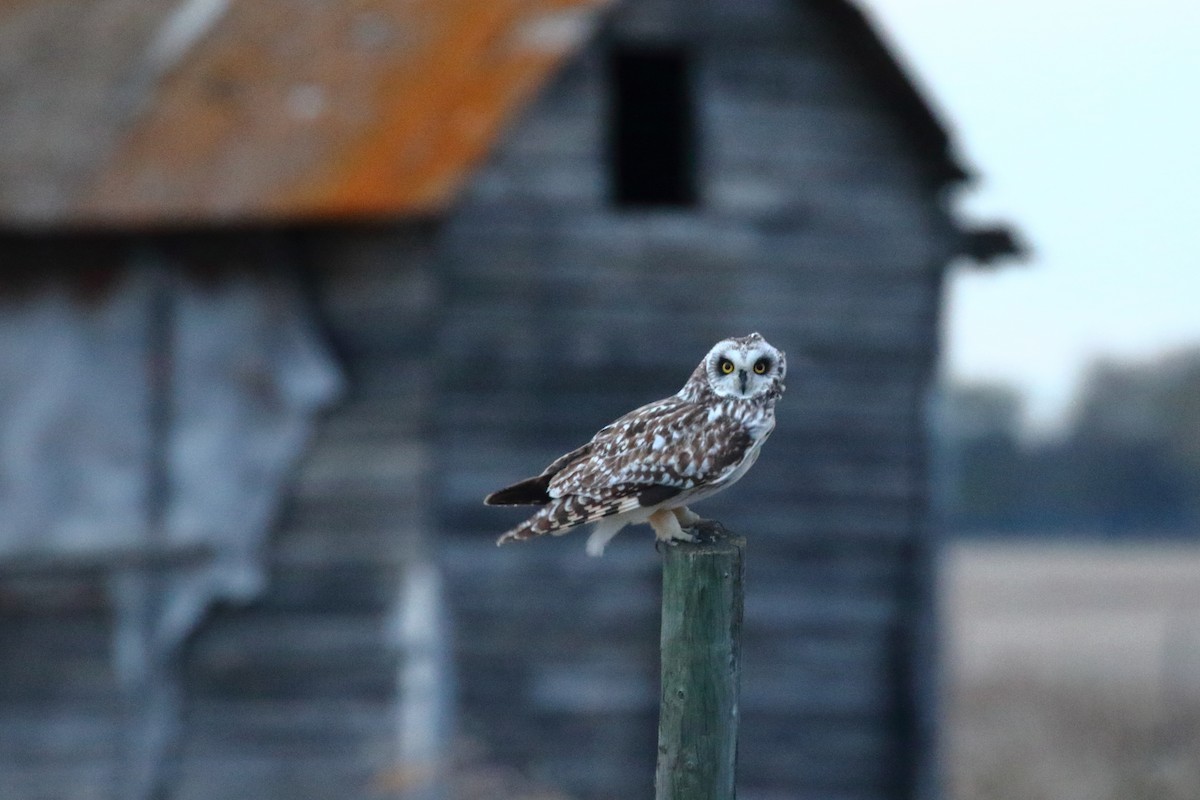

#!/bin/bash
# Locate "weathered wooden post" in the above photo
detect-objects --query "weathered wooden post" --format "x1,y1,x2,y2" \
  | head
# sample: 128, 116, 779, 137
655, 526, 745, 800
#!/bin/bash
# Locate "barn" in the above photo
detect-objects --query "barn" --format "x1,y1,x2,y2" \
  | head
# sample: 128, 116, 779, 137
0, 1, 1016, 799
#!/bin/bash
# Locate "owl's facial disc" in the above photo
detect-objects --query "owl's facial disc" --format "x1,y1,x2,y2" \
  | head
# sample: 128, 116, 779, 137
704, 335, 786, 399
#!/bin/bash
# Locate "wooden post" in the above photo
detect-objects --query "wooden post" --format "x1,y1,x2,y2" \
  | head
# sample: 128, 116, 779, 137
655, 526, 745, 800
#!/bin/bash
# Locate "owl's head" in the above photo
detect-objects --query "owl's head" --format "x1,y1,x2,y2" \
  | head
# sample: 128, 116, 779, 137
698, 333, 786, 400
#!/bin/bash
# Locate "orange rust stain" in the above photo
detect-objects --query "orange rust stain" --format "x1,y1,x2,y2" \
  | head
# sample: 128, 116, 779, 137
287, 0, 568, 217
80, 0, 606, 227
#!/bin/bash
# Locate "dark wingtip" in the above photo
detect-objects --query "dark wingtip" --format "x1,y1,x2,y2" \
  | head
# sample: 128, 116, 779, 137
484, 476, 551, 506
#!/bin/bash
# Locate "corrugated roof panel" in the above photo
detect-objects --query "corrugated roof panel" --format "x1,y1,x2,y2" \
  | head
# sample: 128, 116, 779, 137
0, 0, 608, 228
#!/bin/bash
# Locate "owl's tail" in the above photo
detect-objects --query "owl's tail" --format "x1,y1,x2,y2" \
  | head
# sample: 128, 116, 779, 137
497, 510, 625, 557
496, 506, 556, 546
497, 494, 602, 546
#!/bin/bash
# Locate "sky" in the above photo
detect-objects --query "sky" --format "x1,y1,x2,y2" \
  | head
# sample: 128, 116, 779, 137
863, 1, 1200, 432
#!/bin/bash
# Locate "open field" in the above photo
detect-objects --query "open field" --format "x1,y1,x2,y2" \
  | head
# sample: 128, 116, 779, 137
943, 541, 1200, 800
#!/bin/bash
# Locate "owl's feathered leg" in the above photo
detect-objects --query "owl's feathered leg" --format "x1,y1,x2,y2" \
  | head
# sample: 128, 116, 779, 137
671, 506, 705, 528
585, 518, 627, 558
649, 508, 697, 546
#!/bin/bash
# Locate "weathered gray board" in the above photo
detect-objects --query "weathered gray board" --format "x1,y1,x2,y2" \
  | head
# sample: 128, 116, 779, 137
0, 240, 444, 800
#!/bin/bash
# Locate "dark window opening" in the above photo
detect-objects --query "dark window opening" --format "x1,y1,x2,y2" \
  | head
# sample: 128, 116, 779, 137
608, 46, 697, 207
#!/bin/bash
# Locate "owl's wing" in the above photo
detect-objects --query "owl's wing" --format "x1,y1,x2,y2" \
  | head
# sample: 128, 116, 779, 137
496, 398, 755, 542
547, 397, 754, 507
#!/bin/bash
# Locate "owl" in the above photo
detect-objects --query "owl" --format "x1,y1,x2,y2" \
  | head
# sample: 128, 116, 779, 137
486, 333, 786, 556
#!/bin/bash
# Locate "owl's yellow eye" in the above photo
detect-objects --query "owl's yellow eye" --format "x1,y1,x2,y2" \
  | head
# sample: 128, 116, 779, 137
719, 358, 735, 375
753, 359, 769, 375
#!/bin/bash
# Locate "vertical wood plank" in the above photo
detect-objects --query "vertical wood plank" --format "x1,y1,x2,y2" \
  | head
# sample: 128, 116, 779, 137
656, 529, 745, 800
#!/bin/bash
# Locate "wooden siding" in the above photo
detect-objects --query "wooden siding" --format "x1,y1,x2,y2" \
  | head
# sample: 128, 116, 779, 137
0, 237, 439, 800
433, 1, 954, 798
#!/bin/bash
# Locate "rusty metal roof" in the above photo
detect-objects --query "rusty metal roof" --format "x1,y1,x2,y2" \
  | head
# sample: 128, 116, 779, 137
0, 0, 609, 229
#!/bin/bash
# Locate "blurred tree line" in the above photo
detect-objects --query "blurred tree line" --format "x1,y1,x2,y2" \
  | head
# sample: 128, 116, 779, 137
939, 347, 1200, 537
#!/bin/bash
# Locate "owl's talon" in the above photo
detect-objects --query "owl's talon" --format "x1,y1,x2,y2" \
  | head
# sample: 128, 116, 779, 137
693, 520, 728, 542
657, 534, 693, 552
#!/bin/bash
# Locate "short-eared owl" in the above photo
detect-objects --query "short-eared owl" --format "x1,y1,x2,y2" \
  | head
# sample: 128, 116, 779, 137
486, 333, 786, 556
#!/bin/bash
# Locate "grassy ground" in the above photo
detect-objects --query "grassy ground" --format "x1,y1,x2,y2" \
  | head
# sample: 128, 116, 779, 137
943, 541, 1200, 800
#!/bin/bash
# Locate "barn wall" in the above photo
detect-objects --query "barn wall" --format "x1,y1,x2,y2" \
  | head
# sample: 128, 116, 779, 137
171, 227, 448, 799
0, 229, 444, 800
434, 1, 957, 798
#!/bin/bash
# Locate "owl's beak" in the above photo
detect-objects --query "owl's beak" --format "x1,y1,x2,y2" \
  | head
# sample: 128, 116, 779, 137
738, 369, 748, 395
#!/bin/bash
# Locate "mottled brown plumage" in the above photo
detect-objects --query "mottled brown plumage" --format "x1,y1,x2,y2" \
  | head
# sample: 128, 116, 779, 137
486, 333, 786, 555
